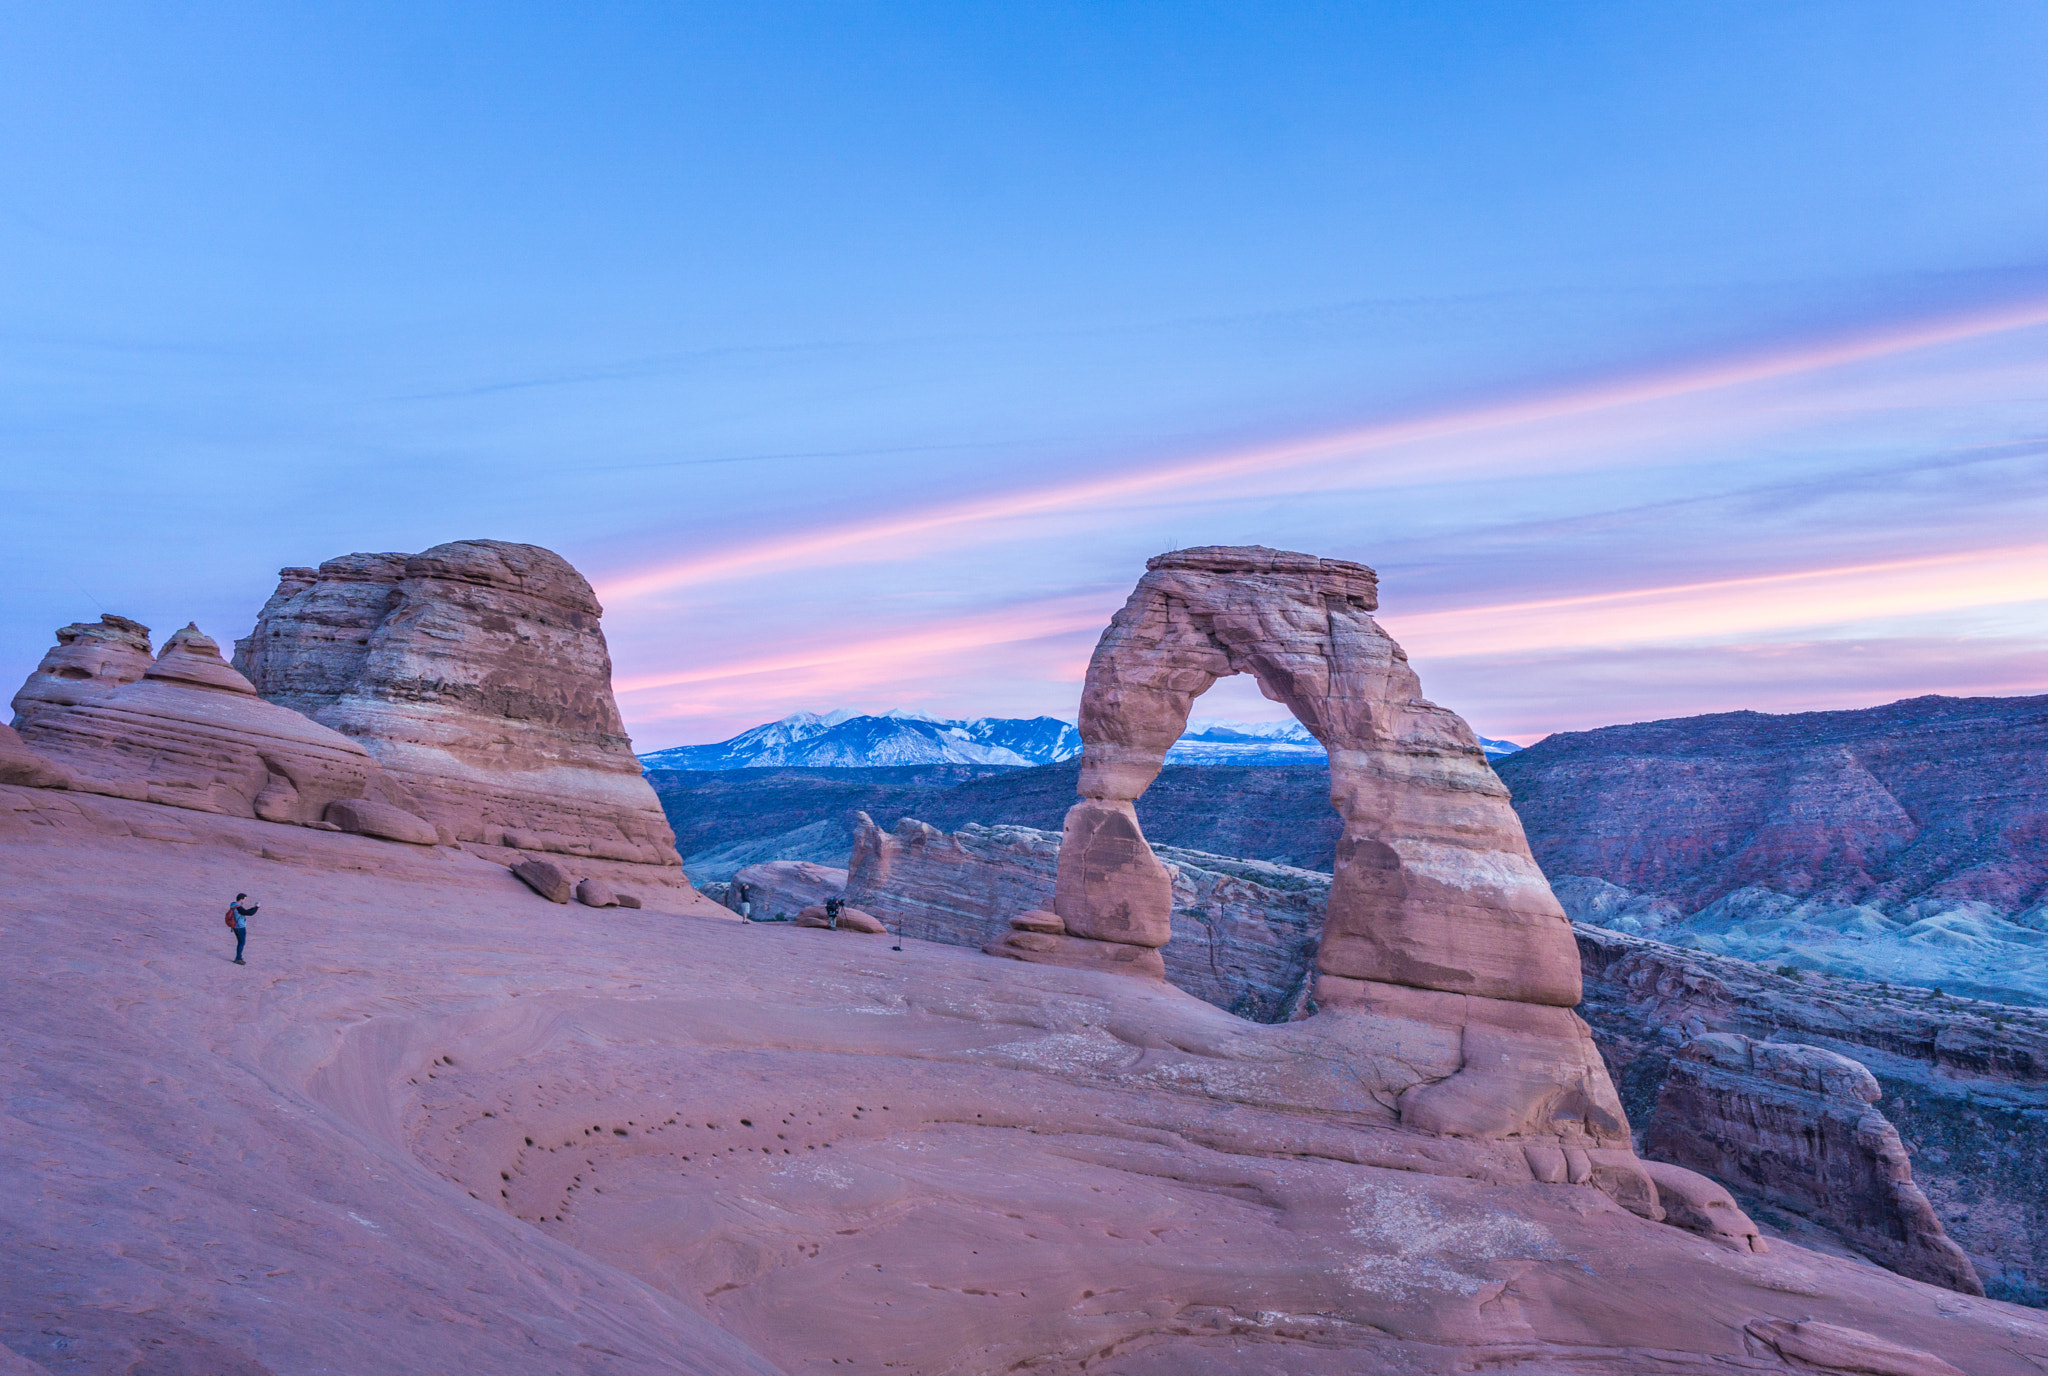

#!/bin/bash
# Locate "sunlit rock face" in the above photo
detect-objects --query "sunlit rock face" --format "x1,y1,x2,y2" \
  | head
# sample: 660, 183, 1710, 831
238, 540, 680, 867
10, 614, 155, 727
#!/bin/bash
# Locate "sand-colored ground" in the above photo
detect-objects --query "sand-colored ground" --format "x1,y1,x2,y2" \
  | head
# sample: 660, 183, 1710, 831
5, 785, 2044, 1374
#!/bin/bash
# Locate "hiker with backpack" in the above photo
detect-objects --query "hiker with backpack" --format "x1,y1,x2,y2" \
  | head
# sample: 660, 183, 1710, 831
224, 893, 259, 964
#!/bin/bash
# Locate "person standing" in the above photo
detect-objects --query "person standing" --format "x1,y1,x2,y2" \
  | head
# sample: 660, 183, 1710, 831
224, 893, 259, 964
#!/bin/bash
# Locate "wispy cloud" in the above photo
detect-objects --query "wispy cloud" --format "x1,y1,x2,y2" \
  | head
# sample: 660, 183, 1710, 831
1382, 543, 2048, 658
593, 295, 2048, 605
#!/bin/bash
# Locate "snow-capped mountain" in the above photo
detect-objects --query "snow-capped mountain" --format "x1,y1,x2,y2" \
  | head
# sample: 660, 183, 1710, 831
1166, 719, 1521, 765
639, 710, 1520, 770
637, 710, 1083, 770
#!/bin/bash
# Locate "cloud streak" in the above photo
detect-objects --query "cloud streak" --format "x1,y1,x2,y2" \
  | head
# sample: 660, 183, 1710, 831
1382, 543, 2048, 658
594, 294, 2048, 605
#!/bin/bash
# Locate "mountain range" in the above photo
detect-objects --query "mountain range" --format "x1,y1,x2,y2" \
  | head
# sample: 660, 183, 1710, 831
639, 709, 1522, 770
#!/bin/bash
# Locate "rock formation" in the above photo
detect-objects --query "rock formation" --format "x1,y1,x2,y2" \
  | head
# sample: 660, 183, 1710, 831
1648, 1031, 1981, 1293
233, 553, 410, 718
9, 613, 154, 726
236, 540, 680, 867
16, 624, 406, 826
991, 546, 1603, 1144
844, 813, 1323, 1022
1576, 924, 2038, 1299
721, 859, 848, 922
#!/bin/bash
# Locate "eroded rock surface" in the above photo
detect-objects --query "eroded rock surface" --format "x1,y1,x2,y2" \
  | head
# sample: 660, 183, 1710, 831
238, 540, 680, 867
845, 813, 1323, 1022
18, 624, 397, 825
4, 784, 2042, 1374
1649, 1031, 1980, 1294
988, 546, 1601, 1143
1025, 546, 1578, 1010
1577, 924, 2046, 1302
723, 858, 848, 921
10, 613, 154, 726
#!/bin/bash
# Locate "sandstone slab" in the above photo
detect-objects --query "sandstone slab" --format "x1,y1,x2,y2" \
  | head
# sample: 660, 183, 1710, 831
0, 723, 72, 789
3, 788, 2042, 1374
726, 858, 846, 922
325, 796, 438, 845
512, 856, 575, 903
576, 877, 618, 908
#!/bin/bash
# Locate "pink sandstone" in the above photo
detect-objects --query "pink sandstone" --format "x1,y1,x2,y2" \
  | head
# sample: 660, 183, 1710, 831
17, 624, 411, 827
1, 779, 2038, 1373
993, 546, 1602, 1143
8, 613, 154, 727
236, 540, 680, 868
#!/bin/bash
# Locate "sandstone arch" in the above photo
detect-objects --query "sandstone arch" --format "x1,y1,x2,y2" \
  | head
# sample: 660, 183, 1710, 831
1002, 546, 1581, 1009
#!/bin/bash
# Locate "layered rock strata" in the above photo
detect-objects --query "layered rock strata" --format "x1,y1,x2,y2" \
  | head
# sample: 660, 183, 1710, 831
844, 813, 1323, 1022
994, 545, 1601, 1142
1020, 545, 1578, 1004
8, 793, 2041, 1373
1498, 694, 2048, 1002
237, 541, 680, 867
17, 624, 409, 827
10, 614, 154, 726
1576, 924, 2040, 1300
1648, 1031, 1980, 1293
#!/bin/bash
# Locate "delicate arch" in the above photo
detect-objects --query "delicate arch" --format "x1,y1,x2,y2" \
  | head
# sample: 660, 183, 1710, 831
1003, 546, 1581, 1009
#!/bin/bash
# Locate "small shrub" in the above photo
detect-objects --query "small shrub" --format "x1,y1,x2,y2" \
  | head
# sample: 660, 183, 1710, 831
1776, 965, 1803, 981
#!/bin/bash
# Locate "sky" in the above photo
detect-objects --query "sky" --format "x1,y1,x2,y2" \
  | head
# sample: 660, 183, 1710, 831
4, 2, 2046, 748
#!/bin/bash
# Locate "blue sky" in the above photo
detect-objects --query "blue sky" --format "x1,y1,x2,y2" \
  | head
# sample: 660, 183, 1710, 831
5, 2, 2046, 746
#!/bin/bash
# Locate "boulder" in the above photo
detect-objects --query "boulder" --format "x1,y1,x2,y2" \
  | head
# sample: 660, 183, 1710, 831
237, 541, 681, 867
10, 614, 153, 726
575, 877, 618, 908
512, 857, 575, 904
614, 892, 642, 909
324, 797, 439, 846
1639, 1160, 1766, 1252
18, 624, 387, 825
794, 904, 886, 934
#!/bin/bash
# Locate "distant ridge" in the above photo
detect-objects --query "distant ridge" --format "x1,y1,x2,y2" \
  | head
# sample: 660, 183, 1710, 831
637, 710, 1083, 769
638, 710, 1521, 770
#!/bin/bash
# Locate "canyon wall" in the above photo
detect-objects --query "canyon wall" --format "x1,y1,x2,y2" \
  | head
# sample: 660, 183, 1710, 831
844, 814, 1324, 1022
1499, 694, 2048, 1003
1577, 924, 2043, 1301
